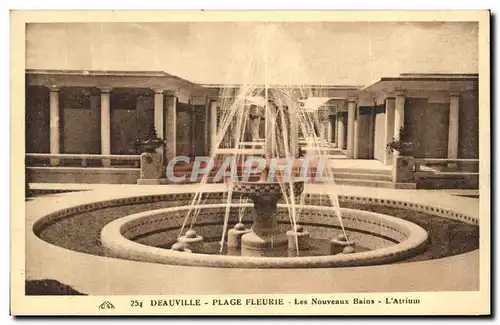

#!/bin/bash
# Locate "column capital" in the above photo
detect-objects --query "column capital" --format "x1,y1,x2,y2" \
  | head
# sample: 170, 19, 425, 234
48, 85, 60, 92
174, 88, 191, 104
395, 89, 407, 97
384, 90, 396, 99
152, 88, 165, 95
347, 96, 358, 103
190, 95, 207, 106
98, 87, 113, 94
450, 91, 460, 98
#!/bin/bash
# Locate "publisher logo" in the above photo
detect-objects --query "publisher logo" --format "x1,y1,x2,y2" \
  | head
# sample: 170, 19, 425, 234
98, 301, 115, 310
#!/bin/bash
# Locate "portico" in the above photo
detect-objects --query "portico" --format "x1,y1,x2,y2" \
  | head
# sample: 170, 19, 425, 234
25, 70, 479, 189
26, 70, 215, 166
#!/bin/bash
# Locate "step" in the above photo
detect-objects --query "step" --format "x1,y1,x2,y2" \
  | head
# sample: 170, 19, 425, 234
326, 152, 347, 157
330, 168, 392, 176
333, 172, 393, 182
333, 178, 416, 189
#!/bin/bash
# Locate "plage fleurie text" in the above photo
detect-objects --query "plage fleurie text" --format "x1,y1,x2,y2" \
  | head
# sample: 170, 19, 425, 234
147, 297, 420, 307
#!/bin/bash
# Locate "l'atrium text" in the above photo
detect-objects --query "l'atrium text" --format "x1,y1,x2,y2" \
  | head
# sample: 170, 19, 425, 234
294, 297, 420, 305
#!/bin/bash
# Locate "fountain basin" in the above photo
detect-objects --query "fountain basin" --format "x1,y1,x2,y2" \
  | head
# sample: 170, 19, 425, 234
100, 204, 429, 268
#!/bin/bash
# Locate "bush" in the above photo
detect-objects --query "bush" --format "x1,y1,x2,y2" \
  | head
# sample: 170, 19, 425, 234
26, 279, 86, 295
386, 127, 418, 155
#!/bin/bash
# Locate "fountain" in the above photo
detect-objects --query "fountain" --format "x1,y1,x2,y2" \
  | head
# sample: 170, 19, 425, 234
34, 87, 455, 269
232, 166, 305, 257
221, 95, 309, 257
93, 86, 434, 268
174, 89, 355, 259
26, 24, 479, 290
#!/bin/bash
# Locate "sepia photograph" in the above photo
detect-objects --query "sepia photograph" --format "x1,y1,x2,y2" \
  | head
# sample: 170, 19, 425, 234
10, 10, 490, 316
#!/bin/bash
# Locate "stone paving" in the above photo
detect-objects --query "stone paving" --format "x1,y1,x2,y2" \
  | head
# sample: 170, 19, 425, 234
25, 183, 481, 295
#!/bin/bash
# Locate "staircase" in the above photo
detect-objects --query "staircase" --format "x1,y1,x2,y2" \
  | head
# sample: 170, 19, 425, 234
326, 151, 417, 189
298, 142, 415, 189
330, 165, 416, 189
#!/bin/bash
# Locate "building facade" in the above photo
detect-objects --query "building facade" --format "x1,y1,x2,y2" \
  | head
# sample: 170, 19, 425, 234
26, 70, 479, 166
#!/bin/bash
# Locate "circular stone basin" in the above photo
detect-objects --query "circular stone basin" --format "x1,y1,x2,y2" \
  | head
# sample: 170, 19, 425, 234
100, 204, 429, 268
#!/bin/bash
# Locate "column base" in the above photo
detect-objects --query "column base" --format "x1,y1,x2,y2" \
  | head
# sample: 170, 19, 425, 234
137, 178, 169, 185
49, 158, 60, 166
241, 232, 288, 257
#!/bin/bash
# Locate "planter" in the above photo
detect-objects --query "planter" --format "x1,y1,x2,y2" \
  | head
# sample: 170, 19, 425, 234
137, 152, 166, 184
136, 140, 164, 154
392, 155, 415, 183
135, 125, 165, 154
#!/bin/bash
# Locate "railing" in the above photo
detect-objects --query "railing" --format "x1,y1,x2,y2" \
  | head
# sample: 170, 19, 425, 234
238, 141, 265, 149
215, 148, 266, 156
413, 158, 479, 175
26, 153, 141, 168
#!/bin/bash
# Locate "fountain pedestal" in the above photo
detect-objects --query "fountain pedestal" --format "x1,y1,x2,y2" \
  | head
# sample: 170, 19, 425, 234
241, 194, 288, 257
232, 181, 304, 257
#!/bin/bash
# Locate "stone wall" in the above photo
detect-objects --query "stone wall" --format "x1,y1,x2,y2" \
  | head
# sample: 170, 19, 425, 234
110, 90, 154, 154
405, 98, 449, 158
27, 167, 140, 184
192, 104, 207, 156
356, 106, 373, 159
26, 86, 50, 153
458, 90, 479, 159
176, 102, 193, 156
62, 90, 100, 154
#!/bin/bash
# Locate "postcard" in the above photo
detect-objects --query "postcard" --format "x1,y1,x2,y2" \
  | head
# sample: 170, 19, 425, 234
11, 10, 490, 316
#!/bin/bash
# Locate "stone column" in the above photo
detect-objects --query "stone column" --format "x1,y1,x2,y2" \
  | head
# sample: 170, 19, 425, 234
448, 92, 460, 160
319, 121, 326, 143
210, 100, 218, 156
153, 88, 164, 139
368, 106, 376, 159
289, 104, 299, 157
332, 107, 338, 147
49, 86, 60, 166
327, 118, 333, 143
317, 107, 329, 145
249, 105, 263, 142
265, 101, 277, 158
394, 90, 406, 141
165, 95, 177, 161
384, 96, 396, 165
346, 98, 357, 158
99, 87, 112, 167
353, 106, 359, 159
250, 116, 262, 141
337, 112, 345, 150
232, 115, 239, 148
204, 99, 210, 156
192, 104, 197, 155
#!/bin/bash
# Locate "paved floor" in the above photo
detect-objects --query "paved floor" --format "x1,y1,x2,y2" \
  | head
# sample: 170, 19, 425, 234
23, 183, 483, 296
